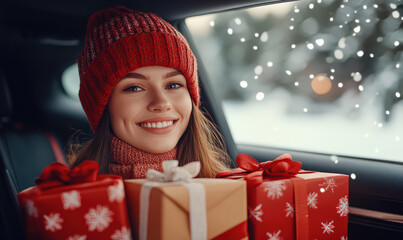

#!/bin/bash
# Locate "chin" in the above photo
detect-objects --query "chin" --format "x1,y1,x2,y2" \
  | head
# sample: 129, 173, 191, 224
146, 149, 175, 155
141, 145, 177, 154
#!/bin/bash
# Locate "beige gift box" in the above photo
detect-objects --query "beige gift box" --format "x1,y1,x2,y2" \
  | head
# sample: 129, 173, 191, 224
124, 178, 248, 240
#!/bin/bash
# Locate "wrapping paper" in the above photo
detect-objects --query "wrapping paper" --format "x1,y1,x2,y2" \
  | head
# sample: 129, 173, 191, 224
17, 161, 131, 240
217, 154, 349, 240
248, 172, 349, 240
124, 178, 248, 240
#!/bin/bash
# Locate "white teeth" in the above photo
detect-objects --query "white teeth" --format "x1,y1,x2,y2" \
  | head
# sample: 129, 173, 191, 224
141, 120, 174, 129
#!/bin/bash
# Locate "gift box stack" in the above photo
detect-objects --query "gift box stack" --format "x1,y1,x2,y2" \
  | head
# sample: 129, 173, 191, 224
217, 153, 349, 240
17, 160, 249, 240
17, 161, 132, 240
17, 153, 348, 240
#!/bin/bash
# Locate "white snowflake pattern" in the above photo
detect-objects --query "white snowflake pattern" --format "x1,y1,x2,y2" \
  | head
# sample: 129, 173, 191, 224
307, 192, 318, 209
66, 234, 87, 240
62, 190, 81, 210
319, 177, 337, 193
336, 195, 349, 217
341, 236, 348, 240
284, 202, 294, 217
321, 220, 335, 234
248, 204, 263, 222
85, 205, 113, 232
108, 181, 125, 203
26, 200, 38, 217
44, 213, 63, 232
266, 230, 282, 240
263, 181, 287, 200
111, 226, 132, 240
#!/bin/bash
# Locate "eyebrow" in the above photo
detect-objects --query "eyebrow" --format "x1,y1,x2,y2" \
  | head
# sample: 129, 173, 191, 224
121, 70, 182, 81
121, 72, 148, 80
163, 70, 182, 79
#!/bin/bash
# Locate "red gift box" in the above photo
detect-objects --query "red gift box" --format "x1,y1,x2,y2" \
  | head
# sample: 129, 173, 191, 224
17, 160, 132, 240
217, 154, 349, 240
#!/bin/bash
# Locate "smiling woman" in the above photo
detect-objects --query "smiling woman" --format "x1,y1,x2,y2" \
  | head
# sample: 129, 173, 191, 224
68, 6, 230, 178
2, 1, 403, 239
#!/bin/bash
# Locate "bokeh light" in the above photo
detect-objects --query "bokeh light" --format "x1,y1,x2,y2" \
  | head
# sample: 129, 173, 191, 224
311, 75, 332, 95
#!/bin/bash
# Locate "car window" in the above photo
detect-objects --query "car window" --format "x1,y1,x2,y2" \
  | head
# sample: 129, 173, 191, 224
186, 0, 402, 162
62, 63, 80, 99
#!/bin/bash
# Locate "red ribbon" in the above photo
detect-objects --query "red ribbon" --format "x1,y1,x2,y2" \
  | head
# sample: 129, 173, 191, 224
34, 160, 99, 190
216, 153, 302, 186
291, 177, 309, 240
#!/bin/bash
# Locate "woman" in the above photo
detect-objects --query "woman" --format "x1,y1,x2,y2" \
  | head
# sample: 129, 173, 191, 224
69, 6, 230, 178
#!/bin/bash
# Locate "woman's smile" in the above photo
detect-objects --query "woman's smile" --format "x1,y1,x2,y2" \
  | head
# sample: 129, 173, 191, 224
139, 120, 175, 129
137, 117, 179, 134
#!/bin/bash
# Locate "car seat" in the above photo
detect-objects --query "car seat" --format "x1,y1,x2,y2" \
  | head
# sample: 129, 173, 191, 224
0, 70, 66, 240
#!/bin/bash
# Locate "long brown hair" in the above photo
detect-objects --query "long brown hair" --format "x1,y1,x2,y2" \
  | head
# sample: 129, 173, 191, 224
68, 110, 112, 173
69, 103, 230, 177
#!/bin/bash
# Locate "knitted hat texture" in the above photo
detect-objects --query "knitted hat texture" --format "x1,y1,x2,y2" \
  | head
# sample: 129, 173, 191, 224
78, 6, 199, 132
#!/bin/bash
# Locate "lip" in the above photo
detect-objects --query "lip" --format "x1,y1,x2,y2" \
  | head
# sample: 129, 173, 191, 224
137, 117, 179, 135
137, 117, 178, 124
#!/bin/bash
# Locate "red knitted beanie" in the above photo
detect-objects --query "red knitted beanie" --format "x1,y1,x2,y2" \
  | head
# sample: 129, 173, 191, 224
78, 6, 199, 132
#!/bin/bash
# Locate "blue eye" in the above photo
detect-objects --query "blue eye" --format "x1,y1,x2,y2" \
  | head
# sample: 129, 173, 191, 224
124, 86, 143, 92
167, 83, 183, 89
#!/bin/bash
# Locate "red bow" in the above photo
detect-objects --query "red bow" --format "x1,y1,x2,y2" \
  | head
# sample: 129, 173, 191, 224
35, 160, 99, 190
217, 153, 302, 186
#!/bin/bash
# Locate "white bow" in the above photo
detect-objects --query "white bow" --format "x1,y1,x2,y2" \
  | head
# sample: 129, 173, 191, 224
146, 160, 200, 182
140, 160, 207, 240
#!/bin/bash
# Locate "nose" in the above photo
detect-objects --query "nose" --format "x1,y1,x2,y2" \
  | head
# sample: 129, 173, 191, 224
147, 89, 172, 112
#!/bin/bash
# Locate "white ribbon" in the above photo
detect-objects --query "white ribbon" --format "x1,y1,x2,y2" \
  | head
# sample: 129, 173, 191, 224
139, 160, 207, 240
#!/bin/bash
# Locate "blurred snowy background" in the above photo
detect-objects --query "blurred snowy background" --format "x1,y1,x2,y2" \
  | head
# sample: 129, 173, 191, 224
186, 0, 403, 162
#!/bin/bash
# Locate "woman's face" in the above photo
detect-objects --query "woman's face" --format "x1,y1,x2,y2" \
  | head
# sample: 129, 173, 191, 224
108, 66, 192, 153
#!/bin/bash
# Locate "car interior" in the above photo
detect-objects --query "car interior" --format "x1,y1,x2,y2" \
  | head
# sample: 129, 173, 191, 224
1, 0, 402, 239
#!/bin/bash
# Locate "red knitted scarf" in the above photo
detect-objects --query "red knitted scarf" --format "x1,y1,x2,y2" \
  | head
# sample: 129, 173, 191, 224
109, 135, 177, 179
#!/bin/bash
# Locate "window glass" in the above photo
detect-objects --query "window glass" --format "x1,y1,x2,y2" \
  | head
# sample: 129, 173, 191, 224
61, 63, 80, 99
186, 0, 403, 162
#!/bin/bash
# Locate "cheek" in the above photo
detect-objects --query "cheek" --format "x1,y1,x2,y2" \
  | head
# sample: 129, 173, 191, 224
108, 95, 140, 126
109, 96, 125, 121
179, 94, 193, 122
108, 101, 122, 133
